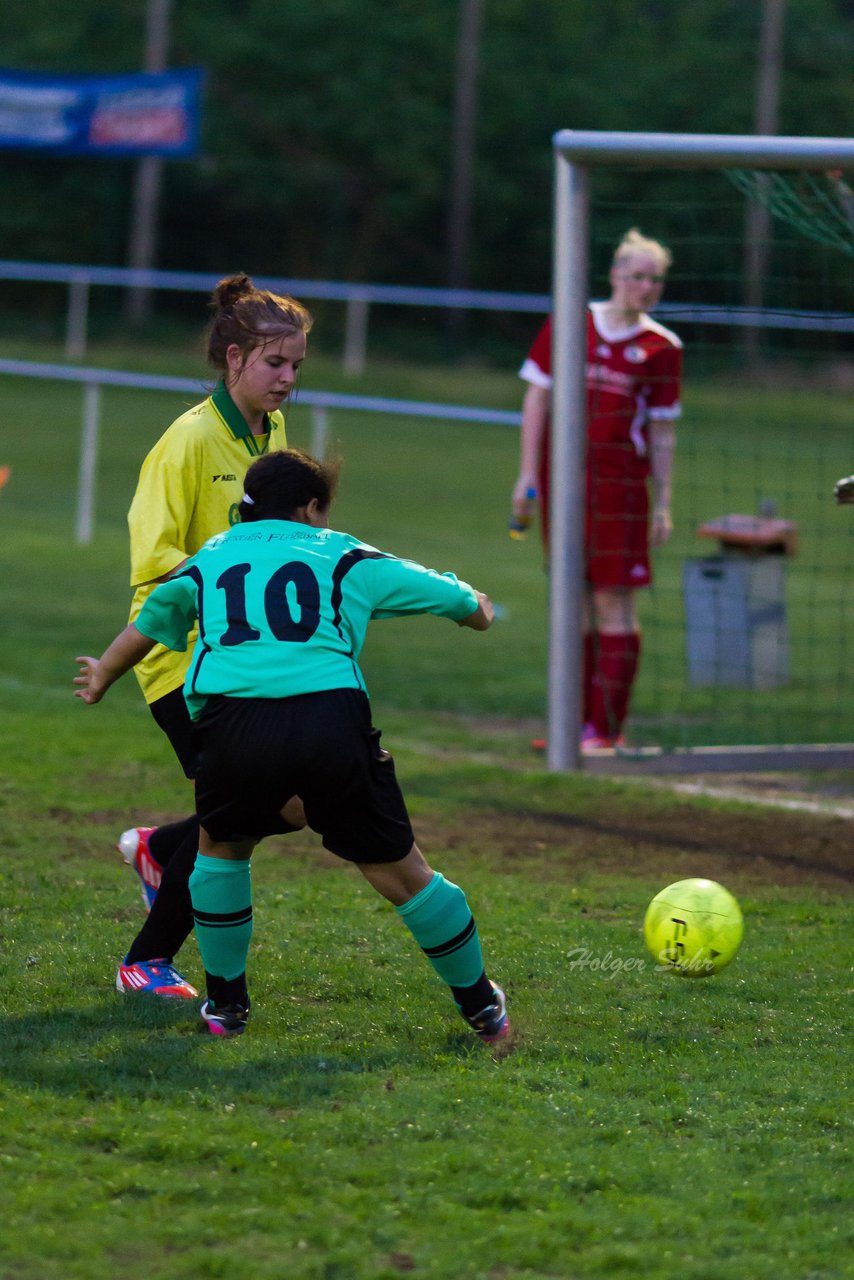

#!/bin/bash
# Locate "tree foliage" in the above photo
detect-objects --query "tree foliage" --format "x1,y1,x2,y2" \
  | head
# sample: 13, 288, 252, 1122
0, 0, 851, 303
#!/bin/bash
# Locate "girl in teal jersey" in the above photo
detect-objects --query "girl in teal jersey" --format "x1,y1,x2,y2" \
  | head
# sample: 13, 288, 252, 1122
75, 450, 509, 1046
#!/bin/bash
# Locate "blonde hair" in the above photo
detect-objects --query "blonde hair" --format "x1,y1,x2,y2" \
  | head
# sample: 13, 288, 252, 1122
206, 273, 313, 373
612, 227, 673, 273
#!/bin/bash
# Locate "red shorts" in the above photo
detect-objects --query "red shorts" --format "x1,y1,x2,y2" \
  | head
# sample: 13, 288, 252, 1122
537, 456, 651, 590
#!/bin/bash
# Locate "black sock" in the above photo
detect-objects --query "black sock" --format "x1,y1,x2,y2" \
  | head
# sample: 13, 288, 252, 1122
450, 971, 496, 1017
148, 816, 200, 869
206, 972, 249, 1008
125, 830, 199, 964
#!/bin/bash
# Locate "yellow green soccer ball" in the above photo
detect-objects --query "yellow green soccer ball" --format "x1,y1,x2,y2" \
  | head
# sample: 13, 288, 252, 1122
644, 878, 744, 978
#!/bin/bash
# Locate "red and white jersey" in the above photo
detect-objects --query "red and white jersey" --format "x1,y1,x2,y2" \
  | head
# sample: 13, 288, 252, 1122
519, 302, 682, 478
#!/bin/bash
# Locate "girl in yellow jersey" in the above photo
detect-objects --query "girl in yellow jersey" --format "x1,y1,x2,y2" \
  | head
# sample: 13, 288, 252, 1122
116, 274, 312, 999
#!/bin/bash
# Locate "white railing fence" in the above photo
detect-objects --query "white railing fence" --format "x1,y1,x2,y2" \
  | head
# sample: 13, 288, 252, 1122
1, 260, 851, 375
0, 357, 521, 544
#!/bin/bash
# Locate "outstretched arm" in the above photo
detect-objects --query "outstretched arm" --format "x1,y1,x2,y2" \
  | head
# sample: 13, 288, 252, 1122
74, 624, 156, 705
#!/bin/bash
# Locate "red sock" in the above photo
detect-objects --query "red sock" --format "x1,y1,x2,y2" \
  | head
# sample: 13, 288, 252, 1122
591, 632, 640, 739
582, 632, 595, 725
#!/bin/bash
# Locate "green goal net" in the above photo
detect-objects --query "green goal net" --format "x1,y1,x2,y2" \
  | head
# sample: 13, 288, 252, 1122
546, 132, 854, 770
724, 168, 854, 256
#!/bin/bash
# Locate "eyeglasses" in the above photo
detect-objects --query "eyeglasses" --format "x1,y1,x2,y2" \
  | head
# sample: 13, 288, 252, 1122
623, 271, 666, 284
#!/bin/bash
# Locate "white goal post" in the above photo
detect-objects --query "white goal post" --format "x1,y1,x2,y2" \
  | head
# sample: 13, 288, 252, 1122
547, 130, 854, 773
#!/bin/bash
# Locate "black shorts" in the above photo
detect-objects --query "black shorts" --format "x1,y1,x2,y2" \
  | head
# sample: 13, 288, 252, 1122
149, 686, 198, 779
193, 689, 414, 864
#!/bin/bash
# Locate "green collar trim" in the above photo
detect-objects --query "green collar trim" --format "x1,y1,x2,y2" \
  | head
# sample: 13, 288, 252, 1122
210, 380, 275, 455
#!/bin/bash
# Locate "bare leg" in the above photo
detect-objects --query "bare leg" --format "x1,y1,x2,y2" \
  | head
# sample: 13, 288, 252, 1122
281, 795, 306, 829
591, 586, 639, 636
356, 842, 434, 905
198, 829, 257, 861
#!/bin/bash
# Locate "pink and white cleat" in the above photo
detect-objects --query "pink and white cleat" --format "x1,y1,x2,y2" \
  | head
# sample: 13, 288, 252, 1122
200, 999, 250, 1037
463, 982, 509, 1045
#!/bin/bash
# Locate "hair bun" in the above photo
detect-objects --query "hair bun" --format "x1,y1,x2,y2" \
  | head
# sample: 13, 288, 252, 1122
212, 273, 254, 309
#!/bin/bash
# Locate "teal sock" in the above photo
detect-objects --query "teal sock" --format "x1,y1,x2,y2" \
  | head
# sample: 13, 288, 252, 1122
396, 872, 485, 989
188, 854, 253, 983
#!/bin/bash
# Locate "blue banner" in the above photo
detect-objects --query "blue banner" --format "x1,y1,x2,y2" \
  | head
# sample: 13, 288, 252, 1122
0, 68, 203, 156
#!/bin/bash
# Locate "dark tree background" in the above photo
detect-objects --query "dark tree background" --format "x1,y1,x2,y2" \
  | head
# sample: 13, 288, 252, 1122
0, 0, 851, 312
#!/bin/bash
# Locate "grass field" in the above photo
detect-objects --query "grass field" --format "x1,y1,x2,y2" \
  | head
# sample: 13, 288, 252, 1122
1, 693, 851, 1279
0, 339, 852, 1278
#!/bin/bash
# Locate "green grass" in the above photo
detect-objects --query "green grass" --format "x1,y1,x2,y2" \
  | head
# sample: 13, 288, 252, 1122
2, 880, 850, 1280
1, 722, 851, 1279
0, 338, 852, 1277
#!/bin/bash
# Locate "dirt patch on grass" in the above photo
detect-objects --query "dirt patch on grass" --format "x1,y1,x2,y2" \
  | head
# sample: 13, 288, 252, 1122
413, 802, 853, 889
76, 780, 852, 893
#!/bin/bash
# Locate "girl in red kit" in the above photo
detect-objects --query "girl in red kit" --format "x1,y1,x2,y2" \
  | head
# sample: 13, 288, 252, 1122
512, 228, 682, 750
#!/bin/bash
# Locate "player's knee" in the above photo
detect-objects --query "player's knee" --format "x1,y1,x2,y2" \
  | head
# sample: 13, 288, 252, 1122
593, 588, 638, 633
280, 795, 306, 830
359, 843, 433, 905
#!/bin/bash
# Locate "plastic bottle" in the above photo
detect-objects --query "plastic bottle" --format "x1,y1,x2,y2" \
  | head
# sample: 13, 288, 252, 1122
508, 487, 537, 539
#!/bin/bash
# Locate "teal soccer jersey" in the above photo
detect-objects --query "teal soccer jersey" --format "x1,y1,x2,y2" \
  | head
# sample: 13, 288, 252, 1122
135, 520, 479, 719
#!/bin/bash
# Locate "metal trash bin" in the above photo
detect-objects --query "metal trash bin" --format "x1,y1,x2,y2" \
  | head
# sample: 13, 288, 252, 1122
683, 514, 797, 690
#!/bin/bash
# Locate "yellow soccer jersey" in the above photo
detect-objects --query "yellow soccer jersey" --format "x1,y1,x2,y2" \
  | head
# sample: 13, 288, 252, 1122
128, 381, 287, 703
